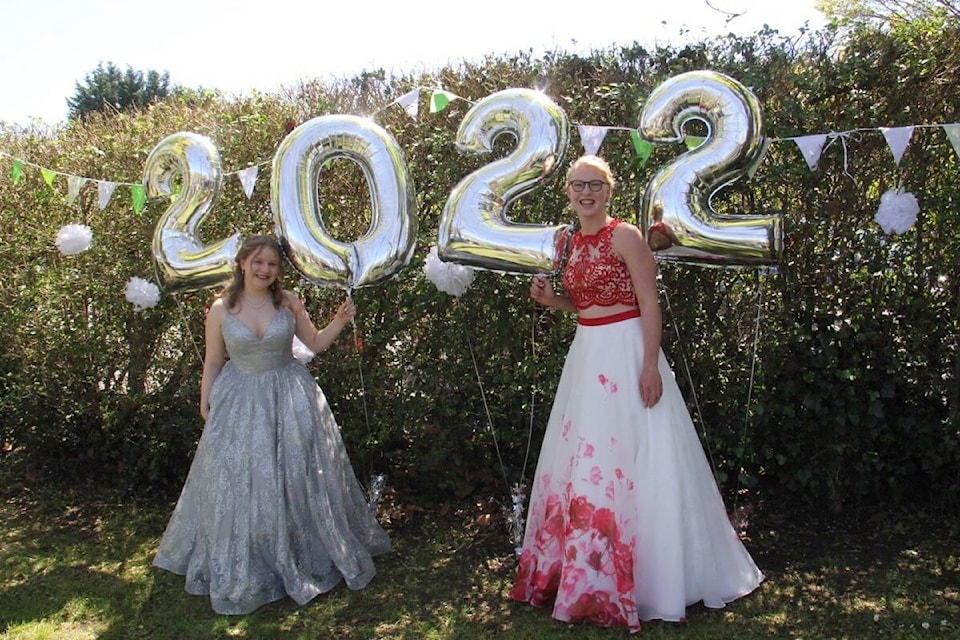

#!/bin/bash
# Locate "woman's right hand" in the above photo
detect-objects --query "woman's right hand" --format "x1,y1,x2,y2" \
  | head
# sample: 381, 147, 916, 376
530, 276, 554, 306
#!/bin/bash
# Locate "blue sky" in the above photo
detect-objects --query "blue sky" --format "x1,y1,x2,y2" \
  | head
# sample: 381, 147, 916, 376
0, 0, 826, 126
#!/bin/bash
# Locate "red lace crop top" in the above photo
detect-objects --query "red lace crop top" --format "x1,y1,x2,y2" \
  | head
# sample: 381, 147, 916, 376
561, 218, 638, 310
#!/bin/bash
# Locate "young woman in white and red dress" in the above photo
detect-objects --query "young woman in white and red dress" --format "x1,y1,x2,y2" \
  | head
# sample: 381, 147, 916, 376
508, 155, 763, 633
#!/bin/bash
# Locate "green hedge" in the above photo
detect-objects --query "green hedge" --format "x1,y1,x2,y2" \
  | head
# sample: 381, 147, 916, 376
1, 23, 957, 514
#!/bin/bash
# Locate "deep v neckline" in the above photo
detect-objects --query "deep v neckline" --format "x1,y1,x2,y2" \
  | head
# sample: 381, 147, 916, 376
231, 308, 284, 341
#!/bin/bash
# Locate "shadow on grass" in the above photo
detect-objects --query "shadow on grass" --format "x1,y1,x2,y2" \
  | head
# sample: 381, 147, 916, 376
1, 482, 958, 639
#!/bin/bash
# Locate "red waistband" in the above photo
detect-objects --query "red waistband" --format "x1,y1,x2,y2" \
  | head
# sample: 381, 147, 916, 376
577, 309, 641, 326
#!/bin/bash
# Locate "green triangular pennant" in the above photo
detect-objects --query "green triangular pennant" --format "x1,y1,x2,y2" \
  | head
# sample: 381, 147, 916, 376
130, 185, 146, 214
684, 136, 706, 151
630, 131, 653, 167
40, 168, 57, 189
430, 90, 455, 114
11, 159, 23, 185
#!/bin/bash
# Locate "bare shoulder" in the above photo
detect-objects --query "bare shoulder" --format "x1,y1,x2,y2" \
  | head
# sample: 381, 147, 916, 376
612, 220, 651, 258
205, 296, 227, 328
207, 296, 227, 316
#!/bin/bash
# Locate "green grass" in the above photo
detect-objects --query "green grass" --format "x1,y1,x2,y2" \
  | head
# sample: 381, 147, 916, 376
1, 480, 957, 639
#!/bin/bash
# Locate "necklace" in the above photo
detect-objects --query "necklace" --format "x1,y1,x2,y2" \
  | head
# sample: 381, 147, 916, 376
244, 294, 272, 309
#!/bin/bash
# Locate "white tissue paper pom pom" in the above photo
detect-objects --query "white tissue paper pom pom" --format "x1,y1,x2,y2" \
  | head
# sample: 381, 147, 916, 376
875, 188, 919, 235
124, 277, 161, 312
55, 224, 93, 256
292, 335, 315, 364
423, 246, 476, 296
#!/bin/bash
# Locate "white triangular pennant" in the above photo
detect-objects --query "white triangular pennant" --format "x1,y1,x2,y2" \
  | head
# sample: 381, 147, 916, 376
793, 134, 828, 171
942, 124, 960, 159
98, 181, 117, 210
67, 175, 87, 204
880, 126, 914, 166
396, 88, 420, 120
577, 125, 608, 156
236, 166, 259, 199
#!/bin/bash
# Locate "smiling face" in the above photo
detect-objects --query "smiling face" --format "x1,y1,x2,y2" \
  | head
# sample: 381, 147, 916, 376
239, 245, 281, 292
566, 163, 611, 220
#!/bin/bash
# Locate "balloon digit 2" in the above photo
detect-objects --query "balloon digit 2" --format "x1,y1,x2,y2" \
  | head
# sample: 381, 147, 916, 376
144, 132, 241, 292
639, 70, 783, 266
438, 88, 571, 275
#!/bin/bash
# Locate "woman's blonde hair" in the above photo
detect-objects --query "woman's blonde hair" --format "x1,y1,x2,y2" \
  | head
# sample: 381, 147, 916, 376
566, 154, 616, 190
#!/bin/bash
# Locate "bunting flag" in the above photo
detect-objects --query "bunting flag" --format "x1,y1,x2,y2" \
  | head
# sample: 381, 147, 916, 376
629, 130, 654, 167
2, 82, 960, 219
130, 185, 146, 214
430, 90, 457, 114
396, 88, 420, 120
880, 126, 914, 166
794, 134, 829, 170
942, 124, 960, 159
98, 181, 117, 210
236, 166, 259, 199
577, 125, 608, 156
40, 168, 57, 190
67, 175, 87, 204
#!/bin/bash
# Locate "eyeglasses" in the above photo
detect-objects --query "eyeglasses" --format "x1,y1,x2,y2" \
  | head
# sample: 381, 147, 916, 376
568, 180, 607, 193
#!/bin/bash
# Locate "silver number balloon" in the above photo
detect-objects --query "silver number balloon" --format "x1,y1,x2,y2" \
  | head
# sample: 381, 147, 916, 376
639, 70, 783, 266
438, 88, 571, 274
272, 115, 417, 290
144, 132, 240, 292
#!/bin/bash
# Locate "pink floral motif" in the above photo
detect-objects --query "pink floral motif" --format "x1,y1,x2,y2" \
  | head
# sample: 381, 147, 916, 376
562, 419, 572, 439
510, 488, 640, 633
589, 466, 603, 485
598, 373, 619, 394
537, 494, 565, 546
592, 508, 618, 539
568, 495, 595, 530
566, 590, 627, 628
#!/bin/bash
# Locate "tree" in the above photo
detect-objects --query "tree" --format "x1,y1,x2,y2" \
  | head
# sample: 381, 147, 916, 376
66, 62, 173, 120
815, 0, 960, 28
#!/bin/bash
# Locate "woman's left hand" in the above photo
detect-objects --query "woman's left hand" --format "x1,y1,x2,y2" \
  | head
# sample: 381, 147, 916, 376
639, 366, 663, 408
335, 298, 356, 325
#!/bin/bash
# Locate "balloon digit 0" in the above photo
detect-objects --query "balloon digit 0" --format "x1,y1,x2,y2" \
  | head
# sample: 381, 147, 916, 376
438, 88, 571, 274
271, 115, 418, 290
639, 70, 783, 266
144, 132, 241, 292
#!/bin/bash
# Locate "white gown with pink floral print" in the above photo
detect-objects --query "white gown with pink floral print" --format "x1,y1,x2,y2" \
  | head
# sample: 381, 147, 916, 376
509, 314, 763, 633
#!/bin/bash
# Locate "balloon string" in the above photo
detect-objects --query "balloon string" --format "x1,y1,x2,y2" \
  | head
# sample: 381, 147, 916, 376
733, 271, 766, 511
460, 307, 510, 488
346, 290, 372, 466
453, 298, 522, 496
521, 302, 539, 482
151, 260, 204, 365
662, 285, 717, 478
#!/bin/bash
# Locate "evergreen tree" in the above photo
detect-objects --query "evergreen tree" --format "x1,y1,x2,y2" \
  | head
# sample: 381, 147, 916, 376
66, 62, 173, 120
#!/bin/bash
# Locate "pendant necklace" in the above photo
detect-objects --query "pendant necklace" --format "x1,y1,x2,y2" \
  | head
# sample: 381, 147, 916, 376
244, 295, 271, 309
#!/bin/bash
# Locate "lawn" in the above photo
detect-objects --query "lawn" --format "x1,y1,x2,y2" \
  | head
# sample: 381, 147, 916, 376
1, 476, 957, 639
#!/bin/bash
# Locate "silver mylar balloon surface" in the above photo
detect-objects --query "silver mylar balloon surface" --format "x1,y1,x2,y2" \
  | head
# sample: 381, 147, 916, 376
639, 70, 782, 266
438, 88, 571, 275
272, 115, 417, 290
144, 132, 240, 292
